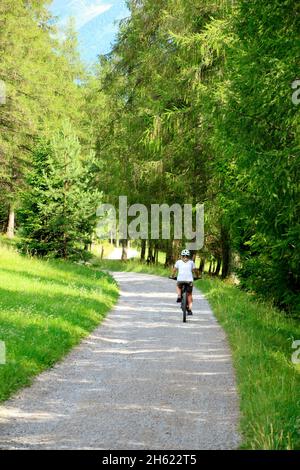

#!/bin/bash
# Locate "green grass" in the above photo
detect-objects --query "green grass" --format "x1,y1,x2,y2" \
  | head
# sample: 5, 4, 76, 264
196, 277, 300, 450
0, 242, 118, 402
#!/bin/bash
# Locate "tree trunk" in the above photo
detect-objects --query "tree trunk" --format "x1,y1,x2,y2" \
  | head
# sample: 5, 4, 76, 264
215, 257, 222, 276
212, 260, 216, 274
165, 240, 174, 267
121, 239, 128, 261
173, 239, 181, 263
141, 239, 146, 261
6, 204, 15, 239
63, 232, 67, 259
199, 257, 205, 274
147, 240, 154, 263
221, 225, 231, 278
154, 243, 159, 265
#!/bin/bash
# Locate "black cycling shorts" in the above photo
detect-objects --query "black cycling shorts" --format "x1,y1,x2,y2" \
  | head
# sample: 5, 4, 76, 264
177, 282, 193, 293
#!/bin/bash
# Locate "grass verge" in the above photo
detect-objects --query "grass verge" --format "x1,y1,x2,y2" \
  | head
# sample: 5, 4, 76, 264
196, 277, 300, 450
0, 243, 118, 402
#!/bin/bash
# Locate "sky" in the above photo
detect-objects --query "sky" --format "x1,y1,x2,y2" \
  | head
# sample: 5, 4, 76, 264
50, 0, 129, 64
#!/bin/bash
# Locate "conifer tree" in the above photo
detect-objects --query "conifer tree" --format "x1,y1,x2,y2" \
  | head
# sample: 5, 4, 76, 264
19, 123, 101, 259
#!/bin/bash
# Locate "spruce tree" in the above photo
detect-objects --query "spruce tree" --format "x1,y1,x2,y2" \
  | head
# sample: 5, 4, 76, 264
19, 123, 101, 259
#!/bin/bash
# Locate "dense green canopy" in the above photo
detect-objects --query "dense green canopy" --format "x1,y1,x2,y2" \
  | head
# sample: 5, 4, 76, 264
0, 0, 299, 313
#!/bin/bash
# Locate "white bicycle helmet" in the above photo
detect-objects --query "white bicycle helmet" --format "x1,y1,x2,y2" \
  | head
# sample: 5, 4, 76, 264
181, 249, 190, 257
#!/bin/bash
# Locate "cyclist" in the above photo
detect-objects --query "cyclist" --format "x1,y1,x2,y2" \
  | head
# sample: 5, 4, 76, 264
171, 249, 198, 315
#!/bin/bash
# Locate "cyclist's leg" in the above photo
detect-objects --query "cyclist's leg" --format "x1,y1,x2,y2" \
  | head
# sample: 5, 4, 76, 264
176, 282, 182, 301
187, 284, 193, 310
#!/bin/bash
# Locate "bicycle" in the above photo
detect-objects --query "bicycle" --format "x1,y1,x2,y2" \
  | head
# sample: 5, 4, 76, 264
169, 277, 195, 323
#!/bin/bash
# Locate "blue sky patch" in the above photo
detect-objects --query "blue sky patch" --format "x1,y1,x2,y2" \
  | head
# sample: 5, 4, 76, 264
50, 0, 129, 64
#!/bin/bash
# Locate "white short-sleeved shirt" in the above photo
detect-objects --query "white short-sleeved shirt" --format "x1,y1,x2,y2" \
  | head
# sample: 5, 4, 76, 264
175, 259, 196, 282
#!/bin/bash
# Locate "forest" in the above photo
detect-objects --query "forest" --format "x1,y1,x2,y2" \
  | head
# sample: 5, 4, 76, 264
1, 0, 299, 314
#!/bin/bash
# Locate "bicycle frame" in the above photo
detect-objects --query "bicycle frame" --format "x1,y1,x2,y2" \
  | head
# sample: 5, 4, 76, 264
180, 283, 189, 323
169, 276, 191, 323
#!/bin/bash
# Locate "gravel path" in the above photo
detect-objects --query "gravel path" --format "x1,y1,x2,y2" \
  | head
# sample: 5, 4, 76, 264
0, 272, 241, 449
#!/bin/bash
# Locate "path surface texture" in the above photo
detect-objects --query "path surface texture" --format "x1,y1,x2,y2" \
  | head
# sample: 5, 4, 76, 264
0, 272, 241, 449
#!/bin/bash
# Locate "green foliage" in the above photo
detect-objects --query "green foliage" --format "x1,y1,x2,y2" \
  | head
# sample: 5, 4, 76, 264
18, 124, 101, 259
82, 0, 300, 311
207, 0, 300, 311
0, 1, 86, 229
1, 0, 299, 308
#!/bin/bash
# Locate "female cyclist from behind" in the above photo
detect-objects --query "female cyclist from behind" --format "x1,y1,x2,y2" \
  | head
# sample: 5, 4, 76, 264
171, 249, 198, 315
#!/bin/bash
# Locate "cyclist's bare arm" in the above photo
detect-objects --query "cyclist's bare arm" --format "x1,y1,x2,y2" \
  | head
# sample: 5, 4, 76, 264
193, 268, 200, 278
171, 267, 178, 277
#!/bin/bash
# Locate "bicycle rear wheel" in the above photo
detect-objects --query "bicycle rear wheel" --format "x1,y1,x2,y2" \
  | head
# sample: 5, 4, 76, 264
181, 290, 187, 323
